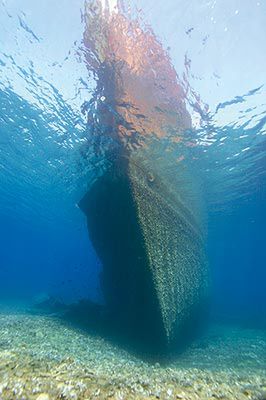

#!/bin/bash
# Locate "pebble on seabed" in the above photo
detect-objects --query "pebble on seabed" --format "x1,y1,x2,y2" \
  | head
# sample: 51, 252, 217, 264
36, 394, 50, 400
0, 312, 265, 400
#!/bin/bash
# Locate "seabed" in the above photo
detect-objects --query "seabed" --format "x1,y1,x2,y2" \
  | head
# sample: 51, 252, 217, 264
0, 306, 265, 400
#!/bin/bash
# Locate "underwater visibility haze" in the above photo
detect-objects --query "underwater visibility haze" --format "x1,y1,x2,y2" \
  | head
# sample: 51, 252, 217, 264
0, 0, 265, 399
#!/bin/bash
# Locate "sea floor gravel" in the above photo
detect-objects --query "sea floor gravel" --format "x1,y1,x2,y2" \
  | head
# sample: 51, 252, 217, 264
0, 307, 265, 400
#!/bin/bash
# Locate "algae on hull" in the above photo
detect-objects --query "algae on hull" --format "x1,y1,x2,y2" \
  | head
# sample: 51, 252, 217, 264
128, 152, 208, 342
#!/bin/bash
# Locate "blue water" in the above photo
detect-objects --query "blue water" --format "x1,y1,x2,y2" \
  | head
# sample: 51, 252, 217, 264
0, 0, 265, 337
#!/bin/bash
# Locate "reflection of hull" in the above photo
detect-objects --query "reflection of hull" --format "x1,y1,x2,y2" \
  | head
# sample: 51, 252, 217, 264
79, 148, 208, 350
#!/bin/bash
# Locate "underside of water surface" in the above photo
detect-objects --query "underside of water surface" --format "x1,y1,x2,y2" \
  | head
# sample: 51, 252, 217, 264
0, 0, 265, 399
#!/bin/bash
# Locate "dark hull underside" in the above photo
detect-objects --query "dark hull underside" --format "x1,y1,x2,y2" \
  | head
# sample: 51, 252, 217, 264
79, 152, 208, 353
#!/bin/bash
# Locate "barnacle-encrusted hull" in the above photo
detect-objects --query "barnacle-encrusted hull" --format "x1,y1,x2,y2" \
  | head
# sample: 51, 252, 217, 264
79, 148, 208, 350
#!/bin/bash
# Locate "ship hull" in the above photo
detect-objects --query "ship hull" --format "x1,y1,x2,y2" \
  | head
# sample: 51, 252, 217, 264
79, 151, 208, 352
